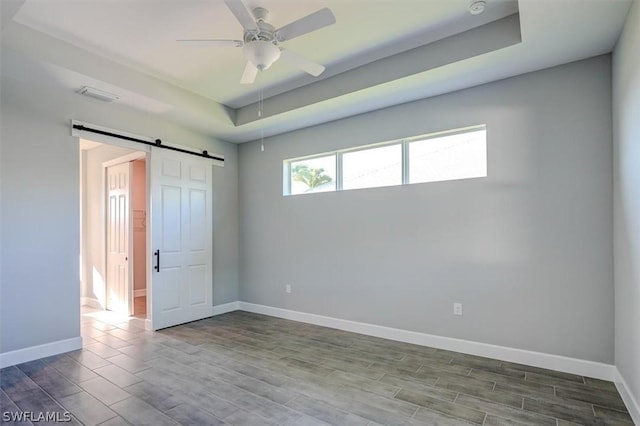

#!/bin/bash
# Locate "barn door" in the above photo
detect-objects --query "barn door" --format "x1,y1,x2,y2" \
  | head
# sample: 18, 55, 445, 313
149, 148, 213, 330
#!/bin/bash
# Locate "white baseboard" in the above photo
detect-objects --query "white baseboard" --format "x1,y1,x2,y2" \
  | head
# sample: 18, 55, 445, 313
80, 297, 103, 309
238, 302, 616, 381
0, 337, 83, 368
615, 368, 640, 424
212, 301, 240, 316
134, 289, 146, 298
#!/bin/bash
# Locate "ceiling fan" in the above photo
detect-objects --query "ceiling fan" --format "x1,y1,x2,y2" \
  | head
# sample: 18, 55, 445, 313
178, 0, 336, 84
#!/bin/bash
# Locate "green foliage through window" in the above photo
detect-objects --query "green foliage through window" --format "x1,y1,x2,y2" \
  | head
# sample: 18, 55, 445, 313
291, 164, 333, 189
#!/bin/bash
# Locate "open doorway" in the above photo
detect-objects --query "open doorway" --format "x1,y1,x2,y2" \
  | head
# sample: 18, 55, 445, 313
79, 139, 148, 321
130, 157, 147, 318
75, 122, 220, 331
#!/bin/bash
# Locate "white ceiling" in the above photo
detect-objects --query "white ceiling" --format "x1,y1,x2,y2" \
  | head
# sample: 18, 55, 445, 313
0, 0, 633, 143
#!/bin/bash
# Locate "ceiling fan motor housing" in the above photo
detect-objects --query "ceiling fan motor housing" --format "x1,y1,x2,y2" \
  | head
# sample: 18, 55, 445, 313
242, 8, 280, 71
244, 21, 276, 43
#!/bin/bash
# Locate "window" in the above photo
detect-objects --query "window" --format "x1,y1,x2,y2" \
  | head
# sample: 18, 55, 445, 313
409, 128, 487, 184
284, 125, 486, 196
343, 144, 402, 190
289, 154, 336, 195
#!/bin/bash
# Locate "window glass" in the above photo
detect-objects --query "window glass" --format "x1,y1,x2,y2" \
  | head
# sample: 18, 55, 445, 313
409, 129, 486, 184
284, 125, 487, 196
342, 144, 402, 190
290, 155, 336, 195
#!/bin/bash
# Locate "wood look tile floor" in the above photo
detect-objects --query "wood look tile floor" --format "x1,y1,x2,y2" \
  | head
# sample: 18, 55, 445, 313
0, 308, 634, 425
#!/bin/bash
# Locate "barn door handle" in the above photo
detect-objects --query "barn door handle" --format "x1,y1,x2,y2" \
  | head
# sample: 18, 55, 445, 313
154, 250, 160, 272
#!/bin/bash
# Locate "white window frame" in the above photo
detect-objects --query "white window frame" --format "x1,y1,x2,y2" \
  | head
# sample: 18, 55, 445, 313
284, 124, 486, 196
285, 152, 338, 196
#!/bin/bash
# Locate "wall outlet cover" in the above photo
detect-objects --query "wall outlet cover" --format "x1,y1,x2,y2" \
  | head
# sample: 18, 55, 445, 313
453, 303, 463, 316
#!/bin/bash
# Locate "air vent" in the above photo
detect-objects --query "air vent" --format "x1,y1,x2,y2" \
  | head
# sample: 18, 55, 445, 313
78, 86, 120, 103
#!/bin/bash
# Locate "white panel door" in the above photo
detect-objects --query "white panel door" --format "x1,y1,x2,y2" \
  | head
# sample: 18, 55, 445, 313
106, 162, 132, 315
150, 148, 213, 330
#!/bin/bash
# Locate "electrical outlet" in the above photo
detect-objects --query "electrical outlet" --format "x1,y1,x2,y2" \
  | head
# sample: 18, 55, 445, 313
285, 284, 292, 294
453, 303, 463, 316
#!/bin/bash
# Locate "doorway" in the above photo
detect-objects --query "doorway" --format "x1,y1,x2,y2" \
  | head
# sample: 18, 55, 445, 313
77, 125, 218, 331
149, 148, 214, 329
79, 139, 148, 321
130, 158, 147, 318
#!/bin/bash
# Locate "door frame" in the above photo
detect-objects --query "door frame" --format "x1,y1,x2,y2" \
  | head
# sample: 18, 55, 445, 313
74, 121, 223, 331
103, 152, 146, 317
77, 129, 153, 329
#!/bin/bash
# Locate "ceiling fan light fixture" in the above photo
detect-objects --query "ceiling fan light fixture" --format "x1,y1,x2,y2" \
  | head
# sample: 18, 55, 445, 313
243, 40, 281, 71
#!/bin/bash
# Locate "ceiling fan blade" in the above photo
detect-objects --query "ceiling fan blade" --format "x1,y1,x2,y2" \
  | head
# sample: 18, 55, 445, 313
177, 39, 243, 47
240, 61, 258, 84
275, 8, 335, 42
224, 0, 257, 31
280, 48, 325, 77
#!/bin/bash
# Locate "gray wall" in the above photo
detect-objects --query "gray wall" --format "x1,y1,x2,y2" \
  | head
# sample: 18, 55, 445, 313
613, 0, 640, 409
1, 79, 81, 354
239, 55, 614, 363
0, 57, 239, 354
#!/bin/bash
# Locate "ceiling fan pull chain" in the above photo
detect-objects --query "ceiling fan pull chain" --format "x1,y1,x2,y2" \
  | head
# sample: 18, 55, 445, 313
259, 86, 265, 151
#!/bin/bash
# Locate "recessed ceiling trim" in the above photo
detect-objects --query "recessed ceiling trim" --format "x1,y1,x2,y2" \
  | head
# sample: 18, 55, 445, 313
236, 13, 522, 127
